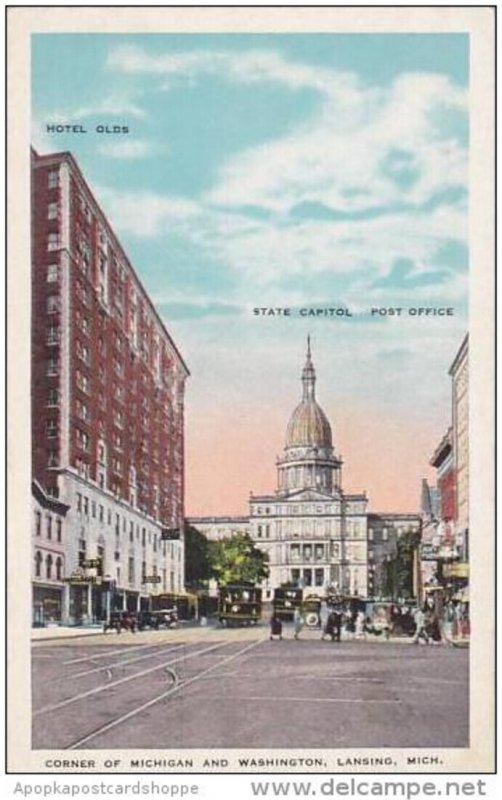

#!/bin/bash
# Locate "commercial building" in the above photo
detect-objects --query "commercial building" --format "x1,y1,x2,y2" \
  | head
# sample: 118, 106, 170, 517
190, 341, 420, 600
420, 335, 469, 602
31, 148, 189, 624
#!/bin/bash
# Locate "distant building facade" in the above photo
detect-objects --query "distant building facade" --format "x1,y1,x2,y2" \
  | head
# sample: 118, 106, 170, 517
190, 341, 420, 600
32, 480, 70, 625
450, 335, 469, 560
420, 335, 469, 596
31, 149, 189, 624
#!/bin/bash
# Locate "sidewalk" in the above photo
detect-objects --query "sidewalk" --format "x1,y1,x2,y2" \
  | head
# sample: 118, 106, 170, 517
32, 625, 105, 642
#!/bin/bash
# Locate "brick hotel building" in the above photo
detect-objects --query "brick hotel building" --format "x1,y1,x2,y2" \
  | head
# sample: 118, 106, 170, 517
31, 149, 189, 625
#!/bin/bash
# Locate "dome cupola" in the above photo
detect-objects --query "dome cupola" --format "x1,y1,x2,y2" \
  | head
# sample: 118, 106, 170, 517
285, 336, 333, 449
277, 338, 342, 496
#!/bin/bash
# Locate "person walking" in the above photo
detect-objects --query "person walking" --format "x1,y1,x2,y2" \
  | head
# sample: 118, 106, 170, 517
333, 608, 343, 642
412, 605, 428, 645
269, 613, 283, 641
293, 607, 304, 640
320, 601, 329, 640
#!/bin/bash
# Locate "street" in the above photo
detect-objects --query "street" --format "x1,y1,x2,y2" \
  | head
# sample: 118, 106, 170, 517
32, 625, 468, 750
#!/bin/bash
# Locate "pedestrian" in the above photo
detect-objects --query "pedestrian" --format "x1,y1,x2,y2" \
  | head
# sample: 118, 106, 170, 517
293, 607, 304, 640
324, 611, 336, 641
333, 609, 343, 642
320, 601, 329, 640
412, 606, 428, 645
269, 613, 283, 641
355, 610, 366, 640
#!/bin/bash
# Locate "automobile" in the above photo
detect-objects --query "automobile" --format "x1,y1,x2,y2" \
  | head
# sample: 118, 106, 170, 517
149, 608, 179, 628
137, 610, 161, 631
103, 611, 137, 634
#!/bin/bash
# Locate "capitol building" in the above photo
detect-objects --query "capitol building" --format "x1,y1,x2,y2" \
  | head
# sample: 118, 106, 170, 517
190, 340, 420, 600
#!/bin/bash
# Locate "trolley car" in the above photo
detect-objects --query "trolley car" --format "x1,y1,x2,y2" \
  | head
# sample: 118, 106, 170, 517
218, 584, 262, 626
150, 592, 198, 620
272, 586, 303, 621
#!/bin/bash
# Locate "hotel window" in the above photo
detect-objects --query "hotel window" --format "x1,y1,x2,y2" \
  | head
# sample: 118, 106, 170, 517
47, 388, 59, 406
76, 493, 82, 512
128, 557, 135, 584
56, 518, 62, 542
46, 419, 58, 438
382, 528, 388, 542
47, 325, 60, 345
315, 568, 324, 587
47, 451, 59, 467
76, 399, 89, 422
47, 202, 58, 220
47, 233, 60, 252
35, 511, 41, 537
47, 263, 59, 283
83, 497, 89, 516
99, 505, 104, 523
48, 170, 59, 188
257, 525, 262, 538
35, 551, 43, 578
76, 429, 90, 452
56, 557, 63, 581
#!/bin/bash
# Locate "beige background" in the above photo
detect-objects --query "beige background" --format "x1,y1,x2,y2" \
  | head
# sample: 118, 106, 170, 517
6, 5, 495, 775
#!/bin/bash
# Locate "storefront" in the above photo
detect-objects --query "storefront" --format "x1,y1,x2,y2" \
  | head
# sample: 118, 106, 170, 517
32, 584, 63, 626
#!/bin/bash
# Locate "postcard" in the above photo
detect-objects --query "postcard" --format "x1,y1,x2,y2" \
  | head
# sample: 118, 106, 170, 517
6, 4, 495, 780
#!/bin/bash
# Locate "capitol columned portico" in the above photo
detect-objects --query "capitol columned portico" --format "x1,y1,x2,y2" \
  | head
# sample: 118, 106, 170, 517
249, 338, 369, 597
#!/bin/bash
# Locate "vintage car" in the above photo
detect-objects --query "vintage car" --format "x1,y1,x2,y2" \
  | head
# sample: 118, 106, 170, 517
103, 611, 137, 634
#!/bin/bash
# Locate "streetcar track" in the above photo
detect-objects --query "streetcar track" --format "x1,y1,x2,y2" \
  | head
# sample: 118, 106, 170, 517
34, 640, 231, 717
71, 645, 184, 679
62, 642, 175, 666
193, 695, 401, 705
67, 636, 266, 749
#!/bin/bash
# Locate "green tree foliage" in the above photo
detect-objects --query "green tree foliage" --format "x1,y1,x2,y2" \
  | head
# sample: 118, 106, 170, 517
383, 528, 421, 599
184, 524, 213, 589
209, 532, 269, 586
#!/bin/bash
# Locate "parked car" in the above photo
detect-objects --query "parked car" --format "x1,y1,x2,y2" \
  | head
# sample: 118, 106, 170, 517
103, 611, 137, 634
137, 610, 161, 631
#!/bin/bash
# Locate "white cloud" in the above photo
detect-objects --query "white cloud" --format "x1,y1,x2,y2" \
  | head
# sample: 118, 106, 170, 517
46, 95, 147, 123
94, 185, 199, 237
106, 44, 467, 216
206, 72, 467, 214
107, 45, 359, 100
96, 139, 158, 159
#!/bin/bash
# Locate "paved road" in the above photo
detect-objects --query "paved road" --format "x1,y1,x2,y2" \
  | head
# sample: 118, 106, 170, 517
32, 625, 468, 750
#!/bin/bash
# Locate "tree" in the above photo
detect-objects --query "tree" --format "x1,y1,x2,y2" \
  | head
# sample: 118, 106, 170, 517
209, 532, 269, 585
184, 524, 213, 589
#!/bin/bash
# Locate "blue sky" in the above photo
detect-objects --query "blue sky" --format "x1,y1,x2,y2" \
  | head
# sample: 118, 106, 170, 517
32, 33, 469, 511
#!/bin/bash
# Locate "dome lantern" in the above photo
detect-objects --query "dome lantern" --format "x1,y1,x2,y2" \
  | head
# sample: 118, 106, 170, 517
277, 339, 342, 496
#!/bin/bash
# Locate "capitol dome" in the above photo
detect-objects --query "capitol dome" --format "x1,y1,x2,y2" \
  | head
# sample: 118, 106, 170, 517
285, 338, 333, 450
286, 399, 332, 449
